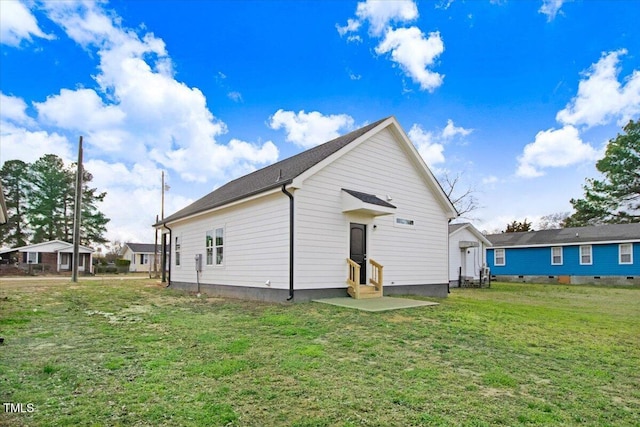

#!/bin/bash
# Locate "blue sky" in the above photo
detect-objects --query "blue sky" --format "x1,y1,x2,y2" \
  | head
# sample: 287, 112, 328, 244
1, 0, 639, 244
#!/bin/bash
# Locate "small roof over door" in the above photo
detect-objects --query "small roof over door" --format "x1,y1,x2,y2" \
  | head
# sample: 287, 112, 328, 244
341, 188, 397, 216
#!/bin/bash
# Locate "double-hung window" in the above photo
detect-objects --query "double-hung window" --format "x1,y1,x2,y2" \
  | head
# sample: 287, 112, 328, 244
175, 236, 181, 266
551, 247, 563, 265
206, 231, 214, 265
619, 244, 633, 264
494, 248, 505, 266
579, 245, 592, 265
215, 228, 224, 266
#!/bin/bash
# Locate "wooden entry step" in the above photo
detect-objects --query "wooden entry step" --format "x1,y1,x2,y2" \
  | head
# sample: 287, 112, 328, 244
347, 284, 382, 299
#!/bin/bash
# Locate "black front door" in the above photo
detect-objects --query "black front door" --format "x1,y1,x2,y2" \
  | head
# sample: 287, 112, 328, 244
350, 223, 367, 285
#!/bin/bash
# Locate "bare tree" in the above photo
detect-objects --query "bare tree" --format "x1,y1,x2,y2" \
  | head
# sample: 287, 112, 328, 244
538, 212, 570, 230
439, 171, 479, 218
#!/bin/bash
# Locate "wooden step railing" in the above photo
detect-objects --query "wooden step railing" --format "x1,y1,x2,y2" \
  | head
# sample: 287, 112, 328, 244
369, 259, 383, 293
346, 258, 361, 299
346, 258, 383, 299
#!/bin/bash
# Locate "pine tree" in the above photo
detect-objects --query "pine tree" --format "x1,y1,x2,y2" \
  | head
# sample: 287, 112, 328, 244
566, 120, 640, 226
0, 160, 31, 247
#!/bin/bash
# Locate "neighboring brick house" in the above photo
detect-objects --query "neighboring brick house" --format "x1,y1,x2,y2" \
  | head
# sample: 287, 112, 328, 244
0, 240, 94, 274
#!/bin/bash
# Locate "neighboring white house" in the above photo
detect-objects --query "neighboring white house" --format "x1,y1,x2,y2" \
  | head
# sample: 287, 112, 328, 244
120, 243, 159, 273
0, 240, 94, 273
448, 223, 492, 286
156, 116, 458, 302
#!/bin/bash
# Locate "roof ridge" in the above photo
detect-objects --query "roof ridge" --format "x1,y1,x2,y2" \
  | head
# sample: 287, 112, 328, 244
159, 117, 392, 225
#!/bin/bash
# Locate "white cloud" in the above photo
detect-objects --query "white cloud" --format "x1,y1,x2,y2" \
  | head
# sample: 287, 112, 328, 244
556, 49, 640, 128
35, 88, 126, 131
336, 18, 361, 37
36, 1, 279, 183
539, 0, 566, 22
409, 124, 445, 166
0, 121, 73, 164
338, 0, 443, 92
0, 0, 54, 46
442, 119, 473, 139
408, 119, 472, 166
0, 92, 36, 127
375, 27, 444, 92
355, 0, 418, 36
516, 125, 599, 178
269, 110, 355, 148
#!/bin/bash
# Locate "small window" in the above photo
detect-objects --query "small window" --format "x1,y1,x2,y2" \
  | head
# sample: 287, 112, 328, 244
215, 228, 224, 265
175, 236, 181, 266
27, 252, 38, 264
494, 248, 505, 266
551, 247, 563, 265
619, 244, 633, 264
580, 245, 592, 265
395, 217, 415, 227
206, 231, 214, 265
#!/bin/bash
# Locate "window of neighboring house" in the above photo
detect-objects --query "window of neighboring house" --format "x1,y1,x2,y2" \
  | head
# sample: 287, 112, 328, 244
206, 230, 214, 265
175, 236, 181, 266
580, 245, 592, 265
551, 247, 563, 265
215, 227, 224, 266
619, 244, 633, 264
140, 254, 148, 264
494, 248, 505, 266
27, 252, 38, 264
131, 254, 135, 264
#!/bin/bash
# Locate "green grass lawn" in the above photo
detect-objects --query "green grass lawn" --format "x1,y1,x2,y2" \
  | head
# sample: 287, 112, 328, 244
1, 280, 638, 426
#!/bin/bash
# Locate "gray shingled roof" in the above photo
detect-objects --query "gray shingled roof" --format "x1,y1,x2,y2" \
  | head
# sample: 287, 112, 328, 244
486, 223, 640, 247
159, 117, 390, 225
125, 243, 158, 254
342, 188, 397, 209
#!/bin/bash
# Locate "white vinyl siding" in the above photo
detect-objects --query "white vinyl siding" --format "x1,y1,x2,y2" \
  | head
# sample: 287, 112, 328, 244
294, 127, 450, 289
494, 248, 505, 266
580, 245, 592, 265
168, 193, 289, 288
619, 243, 633, 264
551, 247, 563, 265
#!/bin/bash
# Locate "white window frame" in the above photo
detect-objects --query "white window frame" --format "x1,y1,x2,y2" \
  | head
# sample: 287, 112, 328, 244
215, 227, 224, 266
27, 252, 38, 264
579, 245, 592, 265
394, 216, 415, 228
205, 230, 214, 266
619, 243, 633, 265
175, 236, 181, 267
551, 246, 563, 265
494, 248, 505, 266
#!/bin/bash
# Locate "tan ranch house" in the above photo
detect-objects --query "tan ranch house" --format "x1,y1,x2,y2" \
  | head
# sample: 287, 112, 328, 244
156, 116, 458, 302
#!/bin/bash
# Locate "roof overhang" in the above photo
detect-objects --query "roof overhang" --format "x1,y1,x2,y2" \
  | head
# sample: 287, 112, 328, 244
459, 241, 480, 249
341, 189, 396, 217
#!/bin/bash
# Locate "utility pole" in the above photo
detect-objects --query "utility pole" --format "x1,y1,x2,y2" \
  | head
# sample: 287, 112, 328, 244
71, 136, 83, 283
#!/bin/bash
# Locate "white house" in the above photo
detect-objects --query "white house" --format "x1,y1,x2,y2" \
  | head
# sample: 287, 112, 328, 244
120, 243, 159, 273
156, 117, 458, 302
448, 223, 492, 286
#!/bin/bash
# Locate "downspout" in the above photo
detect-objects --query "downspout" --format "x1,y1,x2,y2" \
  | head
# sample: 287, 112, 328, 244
163, 224, 172, 288
281, 184, 294, 301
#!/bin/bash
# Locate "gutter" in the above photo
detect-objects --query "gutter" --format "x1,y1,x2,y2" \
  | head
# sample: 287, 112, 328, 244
281, 184, 294, 301
163, 224, 172, 287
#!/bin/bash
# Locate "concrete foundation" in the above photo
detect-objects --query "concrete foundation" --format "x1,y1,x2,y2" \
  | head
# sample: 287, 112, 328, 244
168, 281, 449, 302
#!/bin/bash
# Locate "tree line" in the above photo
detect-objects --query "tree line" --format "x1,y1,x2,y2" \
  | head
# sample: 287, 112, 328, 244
0, 154, 109, 248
